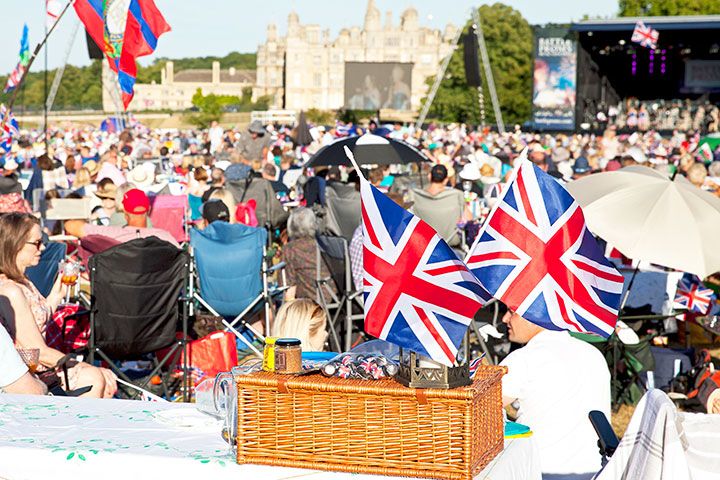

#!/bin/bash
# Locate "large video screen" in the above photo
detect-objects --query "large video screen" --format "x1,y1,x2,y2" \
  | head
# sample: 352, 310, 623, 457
532, 28, 577, 131
344, 62, 413, 111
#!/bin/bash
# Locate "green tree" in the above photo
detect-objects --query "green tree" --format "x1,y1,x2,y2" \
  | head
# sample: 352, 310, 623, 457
422, 3, 533, 127
619, 0, 720, 16
186, 88, 242, 128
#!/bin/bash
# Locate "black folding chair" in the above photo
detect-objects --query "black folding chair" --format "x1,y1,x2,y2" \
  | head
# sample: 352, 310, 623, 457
87, 237, 190, 400
315, 234, 364, 351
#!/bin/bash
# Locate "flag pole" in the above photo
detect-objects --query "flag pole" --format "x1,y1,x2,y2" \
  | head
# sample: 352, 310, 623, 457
343, 146, 366, 182
44, 0, 49, 152
6, 0, 75, 112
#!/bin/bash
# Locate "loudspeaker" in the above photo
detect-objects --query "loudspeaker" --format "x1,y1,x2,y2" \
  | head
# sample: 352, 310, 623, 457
86, 30, 103, 60
463, 27, 482, 88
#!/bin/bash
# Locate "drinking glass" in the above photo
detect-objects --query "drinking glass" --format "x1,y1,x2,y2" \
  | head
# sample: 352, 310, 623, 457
59, 260, 80, 304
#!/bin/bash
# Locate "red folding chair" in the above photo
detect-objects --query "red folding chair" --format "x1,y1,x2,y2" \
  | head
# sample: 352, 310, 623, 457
149, 194, 189, 244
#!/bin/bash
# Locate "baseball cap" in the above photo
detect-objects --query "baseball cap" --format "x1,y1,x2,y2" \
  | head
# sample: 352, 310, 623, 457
122, 188, 150, 215
201, 199, 230, 224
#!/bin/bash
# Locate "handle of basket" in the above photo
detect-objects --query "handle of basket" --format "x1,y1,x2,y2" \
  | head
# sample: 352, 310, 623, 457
415, 389, 429, 405
277, 377, 290, 394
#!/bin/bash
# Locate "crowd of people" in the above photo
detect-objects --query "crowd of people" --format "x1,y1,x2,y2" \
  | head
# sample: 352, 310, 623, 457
585, 98, 720, 133
0, 113, 718, 477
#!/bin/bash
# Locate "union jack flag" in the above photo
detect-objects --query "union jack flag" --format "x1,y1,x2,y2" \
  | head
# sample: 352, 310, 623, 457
466, 159, 624, 338
360, 180, 490, 366
674, 274, 714, 315
0, 104, 20, 152
631, 21, 659, 49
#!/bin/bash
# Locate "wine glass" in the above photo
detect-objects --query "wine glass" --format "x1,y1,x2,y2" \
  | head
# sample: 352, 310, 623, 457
59, 260, 80, 304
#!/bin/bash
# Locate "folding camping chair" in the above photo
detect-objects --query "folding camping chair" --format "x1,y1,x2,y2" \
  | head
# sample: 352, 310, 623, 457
148, 194, 189, 244
324, 183, 361, 242
87, 236, 189, 400
315, 234, 364, 352
26, 241, 67, 297
189, 222, 285, 358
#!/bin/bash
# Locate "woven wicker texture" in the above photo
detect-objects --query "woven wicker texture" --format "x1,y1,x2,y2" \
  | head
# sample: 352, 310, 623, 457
236, 365, 506, 480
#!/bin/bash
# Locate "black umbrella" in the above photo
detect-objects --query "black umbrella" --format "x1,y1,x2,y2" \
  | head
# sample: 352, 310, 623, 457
307, 133, 430, 167
294, 111, 313, 146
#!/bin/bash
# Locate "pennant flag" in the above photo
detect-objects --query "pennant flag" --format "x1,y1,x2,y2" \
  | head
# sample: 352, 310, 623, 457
46, 0, 63, 29
74, 0, 170, 109
674, 274, 715, 316
4, 24, 30, 93
466, 156, 624, 338
351, 148, 489, 366
0, 104, 20, 152
631, 20, 659, 49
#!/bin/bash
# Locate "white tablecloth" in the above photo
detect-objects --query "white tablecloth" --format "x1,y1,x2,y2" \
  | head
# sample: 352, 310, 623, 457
0, 394, 540, 480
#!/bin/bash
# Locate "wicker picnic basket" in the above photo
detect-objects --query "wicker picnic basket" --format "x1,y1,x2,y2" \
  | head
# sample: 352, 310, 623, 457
235, 364, 506, 480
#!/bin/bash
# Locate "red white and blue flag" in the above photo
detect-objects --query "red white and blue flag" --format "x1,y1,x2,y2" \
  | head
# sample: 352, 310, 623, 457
674, 274, 715, 315
74, 0, 169, 109
116, 0, 170, 108
466, 158, 624, 338
631, 21, 659, 50
359, 174, 489, 366
0, 104, 20, 152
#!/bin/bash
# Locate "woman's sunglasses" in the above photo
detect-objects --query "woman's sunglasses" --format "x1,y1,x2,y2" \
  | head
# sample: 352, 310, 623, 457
26, 240, 43, 250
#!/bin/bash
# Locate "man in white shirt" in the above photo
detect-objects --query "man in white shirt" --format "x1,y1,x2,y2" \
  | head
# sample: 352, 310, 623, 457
0, 326, 46, 395
500, 309, 610, 479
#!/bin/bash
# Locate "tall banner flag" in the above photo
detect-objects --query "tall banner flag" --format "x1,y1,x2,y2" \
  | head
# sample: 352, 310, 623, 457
631, 21, 659, 50
532, 28, 577, 131
46, 0, 64, 29
74, 0, 169, 109
346, 147, 490, 366
4, 25, 30, 93
466, 153, 624, 338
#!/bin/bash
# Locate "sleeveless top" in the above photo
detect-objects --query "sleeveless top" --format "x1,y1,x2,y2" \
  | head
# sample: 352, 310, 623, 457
0, 275, 52, 338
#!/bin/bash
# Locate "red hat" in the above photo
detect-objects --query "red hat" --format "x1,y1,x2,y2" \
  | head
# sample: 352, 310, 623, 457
122, 188, 150, 215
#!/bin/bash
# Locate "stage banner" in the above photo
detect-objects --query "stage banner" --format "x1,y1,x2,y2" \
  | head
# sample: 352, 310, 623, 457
684, 60, 720, 89
532, 28, 577, 131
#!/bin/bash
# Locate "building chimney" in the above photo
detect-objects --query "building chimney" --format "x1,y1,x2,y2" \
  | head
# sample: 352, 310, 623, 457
212, 61, 220, 84
161, 64, 166, 84
166, 61, 174, 84
385, 10, 393, 28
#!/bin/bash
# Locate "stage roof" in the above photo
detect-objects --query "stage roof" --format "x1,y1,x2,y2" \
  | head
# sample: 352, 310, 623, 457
572, 15, 720, 32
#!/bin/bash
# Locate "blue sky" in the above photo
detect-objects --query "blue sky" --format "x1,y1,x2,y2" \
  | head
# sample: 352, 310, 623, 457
1, 0, 618, 74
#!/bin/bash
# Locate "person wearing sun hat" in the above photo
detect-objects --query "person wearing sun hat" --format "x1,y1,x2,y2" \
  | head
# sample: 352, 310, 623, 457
64, 188, 178, 247
0, 158, 21, 195
93, 179, 118, 225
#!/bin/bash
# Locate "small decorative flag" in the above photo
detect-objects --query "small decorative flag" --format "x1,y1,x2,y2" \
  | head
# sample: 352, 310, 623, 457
631, 21, 659, 50
699, 142, 713, 163
4, 24, 30, 93
466, 151, 624, 338
348, 147, 489, 366
674, 274, 715, 317
0, 104, 20, 152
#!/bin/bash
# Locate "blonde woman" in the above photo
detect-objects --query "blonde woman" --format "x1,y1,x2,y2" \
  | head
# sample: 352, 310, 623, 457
272, 299, 328, 351
209, 188, 237, 223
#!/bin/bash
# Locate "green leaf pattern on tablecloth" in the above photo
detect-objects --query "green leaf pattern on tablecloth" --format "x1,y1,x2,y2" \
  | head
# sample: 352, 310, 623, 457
1, 401, 231, 467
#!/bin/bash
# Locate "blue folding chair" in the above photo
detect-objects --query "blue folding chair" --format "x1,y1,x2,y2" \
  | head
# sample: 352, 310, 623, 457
190, 222, 283, 357
26, 242, 67, 297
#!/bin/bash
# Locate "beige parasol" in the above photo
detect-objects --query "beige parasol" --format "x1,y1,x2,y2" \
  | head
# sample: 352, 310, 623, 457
566, 165, 720, 279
